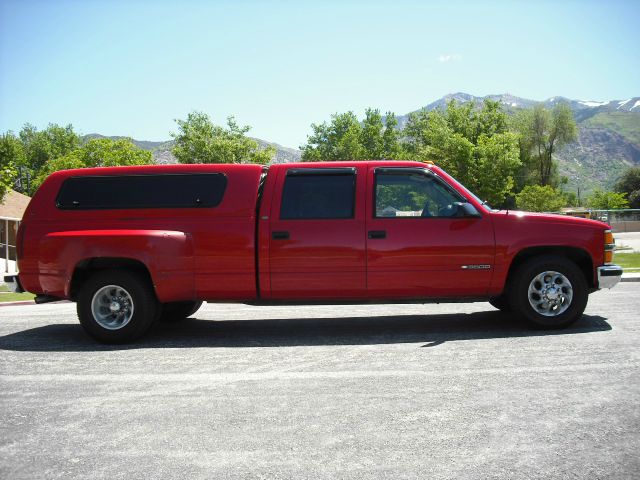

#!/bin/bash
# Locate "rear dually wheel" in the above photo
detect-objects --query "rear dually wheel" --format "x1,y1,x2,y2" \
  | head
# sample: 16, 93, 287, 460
77, 269, 159, 343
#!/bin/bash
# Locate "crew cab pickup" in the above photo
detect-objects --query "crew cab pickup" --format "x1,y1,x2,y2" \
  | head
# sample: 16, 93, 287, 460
5, 161, 623, 343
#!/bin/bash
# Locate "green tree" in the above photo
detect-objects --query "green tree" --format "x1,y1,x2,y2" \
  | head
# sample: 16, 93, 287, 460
614, 167, 640, 208
405, 109, 475, 185
515, 185, 567, 212
0, 133, 23, 201
32, 138, 152, 190
171, 112, 274, 164
404, 99, 520, 206
301, 109, 406, 161
360, 108, 384, 158
18, 123, 80, 172
301, 111, 364, 161
12, 123, 81, 194
512, 103, 577, 186
473, 132, 522, 205
586, 189, 629, 210
382, 112, 403, 158
79, 138, 153, 167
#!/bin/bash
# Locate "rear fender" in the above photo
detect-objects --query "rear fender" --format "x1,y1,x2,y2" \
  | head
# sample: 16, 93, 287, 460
38, 230, 195, 302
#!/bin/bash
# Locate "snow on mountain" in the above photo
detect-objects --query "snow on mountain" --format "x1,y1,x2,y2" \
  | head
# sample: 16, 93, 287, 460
618, 99, 631, 109
579, 100, 610, 107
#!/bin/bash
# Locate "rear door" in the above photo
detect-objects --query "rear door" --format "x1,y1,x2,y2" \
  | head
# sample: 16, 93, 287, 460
366, 166, 495, 298
267, 166, 366, 300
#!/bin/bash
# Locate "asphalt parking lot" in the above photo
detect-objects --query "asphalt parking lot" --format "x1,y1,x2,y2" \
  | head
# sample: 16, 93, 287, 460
1, 285, 639, 479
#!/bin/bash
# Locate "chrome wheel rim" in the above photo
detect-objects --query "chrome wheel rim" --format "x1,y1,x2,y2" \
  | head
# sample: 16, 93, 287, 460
527, 271, 573, 317
91, 285, 134, 330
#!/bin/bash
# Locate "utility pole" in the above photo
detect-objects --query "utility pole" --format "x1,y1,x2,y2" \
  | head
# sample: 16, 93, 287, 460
577, 186, 581, 207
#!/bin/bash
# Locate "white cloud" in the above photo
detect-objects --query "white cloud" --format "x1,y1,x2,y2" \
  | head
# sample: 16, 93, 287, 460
438, 53, 462, 63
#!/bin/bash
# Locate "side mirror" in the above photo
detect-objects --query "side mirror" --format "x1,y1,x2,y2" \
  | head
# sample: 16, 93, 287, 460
454, 202, 481, 218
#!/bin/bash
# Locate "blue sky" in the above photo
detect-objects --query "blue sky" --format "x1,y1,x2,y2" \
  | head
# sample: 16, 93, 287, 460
1, 0, 639, 148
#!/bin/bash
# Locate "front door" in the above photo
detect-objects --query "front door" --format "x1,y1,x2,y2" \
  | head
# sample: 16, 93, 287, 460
366, 166, 495, 298
268, 166, 367, 300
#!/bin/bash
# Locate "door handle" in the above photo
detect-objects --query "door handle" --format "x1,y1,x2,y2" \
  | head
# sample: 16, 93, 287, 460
272, 231, 290, 240
368, 230, 386, 239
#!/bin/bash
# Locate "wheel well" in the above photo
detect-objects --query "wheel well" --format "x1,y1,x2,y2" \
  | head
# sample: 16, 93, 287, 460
70, 258, 154, 301
505, 247, 595, 290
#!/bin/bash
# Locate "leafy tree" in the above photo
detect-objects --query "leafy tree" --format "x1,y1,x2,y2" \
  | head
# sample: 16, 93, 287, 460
0, 163, 17, 202
10, 123, 81, 195
515, 185, 567, 212
586, 189, 629, 210
18, 123, 80, 172
33, 155, 86, 190
32, 138, 152, 190
301, 109, 406, 161
79, 138, 153, 167
171, 112, 274, 164
614, 167, 640, 208
512, 103, 577, 186
360, 108, 384, 158
0, 133, 23, 201
473, 132, 522, 205
382, 113, 403, 158
405, 109, 474, 184
302, 111, 364, 161
404, 100, 520, 206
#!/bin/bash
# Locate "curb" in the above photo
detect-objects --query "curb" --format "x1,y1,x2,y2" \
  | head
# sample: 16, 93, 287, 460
621, 277, 640, 282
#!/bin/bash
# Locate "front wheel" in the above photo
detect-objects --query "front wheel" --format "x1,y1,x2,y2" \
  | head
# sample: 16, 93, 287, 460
77, 270, 159, 343
508, 256, 588, 329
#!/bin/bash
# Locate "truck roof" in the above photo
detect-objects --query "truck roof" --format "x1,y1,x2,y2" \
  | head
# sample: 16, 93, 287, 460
45, 160, 435, 180
272, 160, 434, 169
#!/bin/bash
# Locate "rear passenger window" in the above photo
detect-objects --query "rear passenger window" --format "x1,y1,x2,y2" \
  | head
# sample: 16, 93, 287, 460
56, 173, 227, 209
280, 169, 355, 219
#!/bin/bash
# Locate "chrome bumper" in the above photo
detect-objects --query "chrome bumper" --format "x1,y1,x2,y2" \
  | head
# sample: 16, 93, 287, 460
597, 265, 623, 289
3, 275, 24, 293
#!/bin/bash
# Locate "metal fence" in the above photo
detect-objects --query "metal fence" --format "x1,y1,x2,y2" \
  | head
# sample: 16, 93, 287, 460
588, 209, 640, 233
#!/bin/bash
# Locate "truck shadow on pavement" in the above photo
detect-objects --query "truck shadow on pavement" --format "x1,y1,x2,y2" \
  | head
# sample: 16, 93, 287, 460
0, 310, 612, 352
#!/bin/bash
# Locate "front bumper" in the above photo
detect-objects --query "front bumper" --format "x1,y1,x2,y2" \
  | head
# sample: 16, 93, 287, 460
597, 265, 623, 289
3, 275, 24, 293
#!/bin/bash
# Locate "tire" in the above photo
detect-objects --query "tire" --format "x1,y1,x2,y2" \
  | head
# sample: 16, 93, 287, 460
488, 295, 511, 312
77, 269, 159, 343
158, 301, 203, 322
508, 255, 588, 329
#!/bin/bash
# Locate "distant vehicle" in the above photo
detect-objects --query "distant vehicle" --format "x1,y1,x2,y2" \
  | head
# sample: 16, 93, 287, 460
560, 208, 592, 219
5, 161, 622, 343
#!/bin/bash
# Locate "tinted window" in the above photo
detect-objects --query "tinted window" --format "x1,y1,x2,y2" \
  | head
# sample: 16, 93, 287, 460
280, 170, 355, 219
375, 169, 463, 218
57, 173, 227, 210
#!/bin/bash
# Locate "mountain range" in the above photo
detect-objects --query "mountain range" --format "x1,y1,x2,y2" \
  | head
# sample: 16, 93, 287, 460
396, 93, 640, 195
89, 92, 640, 194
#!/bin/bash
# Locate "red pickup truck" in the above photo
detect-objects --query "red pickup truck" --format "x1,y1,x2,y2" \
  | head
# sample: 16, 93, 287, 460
5, 161, 622, 343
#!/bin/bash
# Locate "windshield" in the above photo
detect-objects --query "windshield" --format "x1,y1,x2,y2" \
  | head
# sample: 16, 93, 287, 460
445, 173, 494, 211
